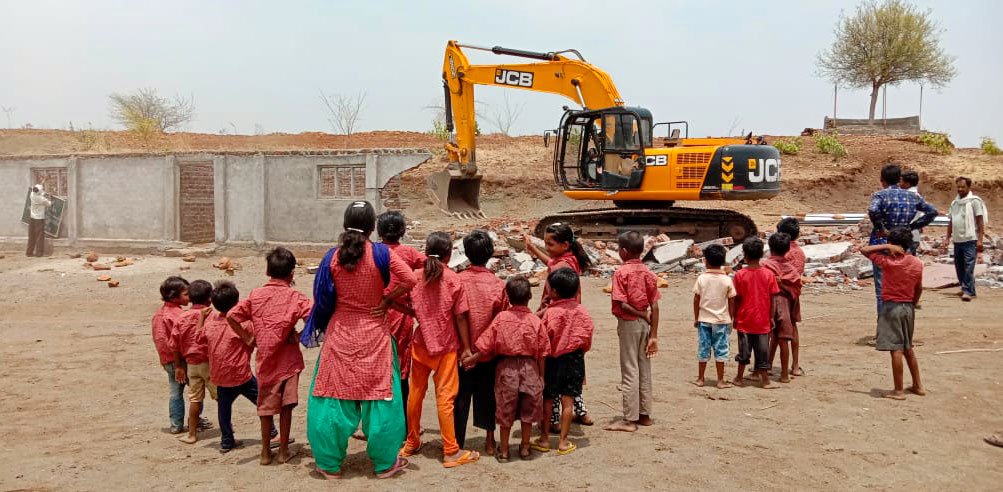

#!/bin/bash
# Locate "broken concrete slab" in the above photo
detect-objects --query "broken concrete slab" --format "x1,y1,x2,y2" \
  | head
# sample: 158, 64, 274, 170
511, 252, 533, 265
726, 245, 744, 266
923, 263, 989, 289
448, 251, 469, 271
652, 240, 694, 264
801, 242, 853, 263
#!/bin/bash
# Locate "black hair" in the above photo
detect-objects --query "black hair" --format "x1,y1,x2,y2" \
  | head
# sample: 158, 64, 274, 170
423, 231, 452, 283
544, 222, 592, 270
901, 171, 919, 188
956, 176, 972, 187
266, 247, 297, 279
776, 217, 800, 241
881, 163, 902, 186
888, 227, 913, 250
376, 210, 406, 243
211, 280, 240, 313
768, 232, 791, 256
703, 244, 727, 268
338, 201, 377, 270
742, 237, 765, 261
505, 276, 532, 306
160, 276, 190, 302
547, 268, 580, 300
463, 229, 494, 267
188, 279, 213, 305
617, 231, 644, 256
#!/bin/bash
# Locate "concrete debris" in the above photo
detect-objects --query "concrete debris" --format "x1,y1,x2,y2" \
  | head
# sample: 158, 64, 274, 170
448, 250, 470, 271
85, 252, 99, 263
165, 247, 215, 258
92, 263, 111, 271
114, 259, 134, 268
306, 266, 319, 274
182, 255, 197, 263
801, 242, 853, 263
726, 245, 744, 266
652, 240, 694, 265
107, 280, 120, 288
97, 275, 112, 282
689, 237, 734, 257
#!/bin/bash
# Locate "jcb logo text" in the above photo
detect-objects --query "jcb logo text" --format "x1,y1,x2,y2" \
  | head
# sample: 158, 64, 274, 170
495, 69, 534, 87
748, 158, 780, 183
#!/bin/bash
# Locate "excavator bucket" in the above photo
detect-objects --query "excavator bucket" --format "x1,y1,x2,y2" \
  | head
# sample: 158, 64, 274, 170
427, 170, 484, 218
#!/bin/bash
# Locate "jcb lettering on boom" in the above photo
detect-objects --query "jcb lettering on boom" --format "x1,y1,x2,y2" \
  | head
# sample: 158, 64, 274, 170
494, 69, 534, 87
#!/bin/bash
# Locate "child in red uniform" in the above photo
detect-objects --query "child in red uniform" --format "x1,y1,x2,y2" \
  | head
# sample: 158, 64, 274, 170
398, 232, 480, 468
535, 269, 595, 455
152, 276, 189, 434
456, 230, 508, 455
762, 233, 802, 383
523, 222, 595, 427
172, 280, 216, 444
202, 281, 269, 453
606, 231, 660, 432
228, 247, 312, 465
376, 211, 425, 431
473, 276, 549, 462
861, 228, 926, 400
774, 217, 806, 376
732, 237, 780, 389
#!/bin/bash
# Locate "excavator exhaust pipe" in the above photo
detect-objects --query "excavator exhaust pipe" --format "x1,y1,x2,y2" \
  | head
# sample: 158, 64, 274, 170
427, 170, 485, 219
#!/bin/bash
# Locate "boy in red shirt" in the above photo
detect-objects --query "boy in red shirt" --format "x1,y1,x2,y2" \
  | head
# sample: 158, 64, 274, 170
861, 228, 926, 400
473, 277, 549, 462
535, 268, 594, 455
456, 230, 508, 455
732, 237, 780, 389
775, 217, 806, 376
152, 276, 189, 434
228, 247, 312, 465
606, 231, 660, 433
173, 280, 217, 444
762, 233, 802, 384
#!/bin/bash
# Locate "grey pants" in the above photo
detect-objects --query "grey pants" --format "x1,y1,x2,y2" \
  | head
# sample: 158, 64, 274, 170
617, 318, 653, 421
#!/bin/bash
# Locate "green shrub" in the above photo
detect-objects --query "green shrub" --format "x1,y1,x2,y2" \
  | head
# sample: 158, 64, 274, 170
816, 133, 847, 159
773, 137, 803, 155
429, 120, 450, 141
981, 136, 1001, 156
917, 132, 953, 154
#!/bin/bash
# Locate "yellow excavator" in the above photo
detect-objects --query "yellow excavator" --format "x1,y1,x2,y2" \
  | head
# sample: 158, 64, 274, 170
429, 40, 781, 241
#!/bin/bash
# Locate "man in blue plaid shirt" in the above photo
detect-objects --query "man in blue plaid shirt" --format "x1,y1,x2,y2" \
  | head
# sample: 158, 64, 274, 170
867, 164, 939, 314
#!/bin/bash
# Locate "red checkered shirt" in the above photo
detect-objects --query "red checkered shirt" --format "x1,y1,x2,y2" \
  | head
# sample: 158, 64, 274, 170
412, 266, 470, 357
151, 302, 184, 365
459, 266, 509, 345
385, 242, 425, 380
474, 306, 550, 359
541, 298, 594, 356
201, 311, 253, 387
228, 279, 311, 386
313, 244, 418, 400
540, 252, 581, 311
172, 303, 211, 365
611, 259, 661, 320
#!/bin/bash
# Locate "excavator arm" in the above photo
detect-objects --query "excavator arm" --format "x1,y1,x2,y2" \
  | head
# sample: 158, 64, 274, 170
430, 40, 625, 216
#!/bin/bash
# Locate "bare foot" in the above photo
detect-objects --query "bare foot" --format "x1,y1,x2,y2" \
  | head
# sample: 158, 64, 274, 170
884, 390, 907, 400
780, 376, 791, 383
635, 415, 653, 426
604, 420, 638, 432
761, 381, 780, 389
278, 447, 300, 464
791, 367, 805, 377
352, 429, 367, 441
732, 378, 745, 387
716, 380, 734, 389
317, 467, 343, 479
574, 414, 594, 426
177, 435, 197, 444
484, 440, 496, 457
260, 449, 272, 466
691, 379, 706, 387
907, 386, 927, 396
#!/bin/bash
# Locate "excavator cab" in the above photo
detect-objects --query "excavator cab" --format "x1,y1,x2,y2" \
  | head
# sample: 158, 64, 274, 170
554, 107, 653, 192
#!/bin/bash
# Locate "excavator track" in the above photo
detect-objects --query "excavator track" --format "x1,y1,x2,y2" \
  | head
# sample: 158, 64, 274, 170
534, 207, 758, 243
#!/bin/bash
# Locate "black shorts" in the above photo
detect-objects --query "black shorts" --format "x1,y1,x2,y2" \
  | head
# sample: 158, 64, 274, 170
543, 350, 585, 400
735, 332, 770, 371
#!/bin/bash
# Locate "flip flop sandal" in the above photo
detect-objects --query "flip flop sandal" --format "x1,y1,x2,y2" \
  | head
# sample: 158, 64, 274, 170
399, 444, 422, 457
198, 419, 214, 430
269, 437, 295, 449
557, 442, 577, 456
519, 447, 532, 460
220, 440, 243, 453
443, 450, 480, 468
529, 442, 551, 453
495, 454, 510, 463
376, 457, 409, 479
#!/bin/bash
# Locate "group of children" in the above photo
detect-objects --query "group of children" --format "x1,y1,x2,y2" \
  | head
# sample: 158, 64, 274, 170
151, 205, 926, 476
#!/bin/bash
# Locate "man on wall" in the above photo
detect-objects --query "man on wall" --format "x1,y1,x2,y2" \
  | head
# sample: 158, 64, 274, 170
26, 184, 52, 257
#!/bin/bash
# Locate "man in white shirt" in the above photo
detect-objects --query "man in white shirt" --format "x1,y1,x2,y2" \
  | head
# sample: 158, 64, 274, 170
26, 184, 52, 257
947, 176, 987, 302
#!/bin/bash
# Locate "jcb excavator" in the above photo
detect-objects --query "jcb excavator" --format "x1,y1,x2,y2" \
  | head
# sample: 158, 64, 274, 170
430, 40, 781, 242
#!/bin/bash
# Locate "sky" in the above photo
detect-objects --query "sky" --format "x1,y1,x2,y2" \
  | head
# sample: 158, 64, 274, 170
1, 0, 1001, 147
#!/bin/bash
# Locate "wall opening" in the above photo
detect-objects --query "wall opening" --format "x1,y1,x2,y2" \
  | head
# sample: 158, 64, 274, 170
178, 162, 215, 244
318, 164, 366, 199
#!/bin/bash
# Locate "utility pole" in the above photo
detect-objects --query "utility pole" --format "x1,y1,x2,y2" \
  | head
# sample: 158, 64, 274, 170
919, 84, 924, 129
882, 85, 887, 127
832, 84, 838, 131
0, 106, 14, 129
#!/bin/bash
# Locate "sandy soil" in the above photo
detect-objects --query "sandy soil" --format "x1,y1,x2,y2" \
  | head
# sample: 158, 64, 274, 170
1, 251, 1001, 490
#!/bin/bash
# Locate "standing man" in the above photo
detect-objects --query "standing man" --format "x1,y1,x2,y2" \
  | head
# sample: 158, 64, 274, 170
26, 184, 52, 257
867, 164, 938, 314
947, 176, 987, 302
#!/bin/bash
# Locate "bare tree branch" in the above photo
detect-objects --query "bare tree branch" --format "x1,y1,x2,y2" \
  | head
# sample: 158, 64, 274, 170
483, 93, 525, 136
320, 91, 366, 135
108, 88, 195, 132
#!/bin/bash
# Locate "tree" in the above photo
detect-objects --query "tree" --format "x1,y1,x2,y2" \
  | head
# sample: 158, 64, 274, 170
108, 88, 195, 132
817, 0, 956, 121
320, 91, 366, 136
484, 93, 525, 136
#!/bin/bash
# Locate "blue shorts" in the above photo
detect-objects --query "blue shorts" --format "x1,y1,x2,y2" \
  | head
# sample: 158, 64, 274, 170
697, 322, 731, 362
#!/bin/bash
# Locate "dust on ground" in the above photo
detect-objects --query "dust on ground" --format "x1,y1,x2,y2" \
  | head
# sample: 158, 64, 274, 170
1, 252, 1001, 490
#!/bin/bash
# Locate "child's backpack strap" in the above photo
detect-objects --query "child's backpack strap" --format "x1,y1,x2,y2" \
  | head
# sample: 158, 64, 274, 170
372, 242, 391, 288
301, 246, 338, 348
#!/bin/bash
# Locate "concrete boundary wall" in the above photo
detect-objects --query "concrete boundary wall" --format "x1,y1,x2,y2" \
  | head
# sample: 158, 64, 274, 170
823, 116, 921, 135
0, 149, 430, 250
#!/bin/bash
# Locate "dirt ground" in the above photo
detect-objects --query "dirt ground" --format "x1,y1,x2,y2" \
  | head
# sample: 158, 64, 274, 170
1, 252, 1001, 490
